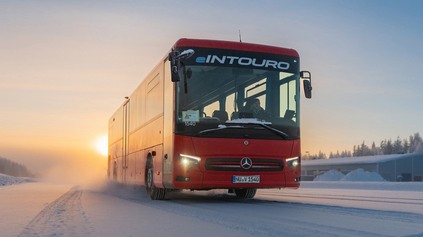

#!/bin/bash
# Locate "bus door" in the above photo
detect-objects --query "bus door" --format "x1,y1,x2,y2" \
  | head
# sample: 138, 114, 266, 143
122, 99, 130, 183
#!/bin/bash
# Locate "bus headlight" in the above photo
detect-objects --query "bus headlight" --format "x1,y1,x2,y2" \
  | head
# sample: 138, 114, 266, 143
179, 154, 201, 167
286, 157, 300, 168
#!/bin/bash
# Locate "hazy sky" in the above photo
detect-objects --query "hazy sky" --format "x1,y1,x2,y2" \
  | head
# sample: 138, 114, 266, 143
1, 0, 422, 176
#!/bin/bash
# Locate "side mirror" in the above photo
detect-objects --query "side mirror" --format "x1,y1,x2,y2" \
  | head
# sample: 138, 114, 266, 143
185, 67, 192, 79
169, 52, 180, 82
168, 49, 194, 82
171, 66, 180, 82
300, 71, 312, 99
303, 80, 312, 99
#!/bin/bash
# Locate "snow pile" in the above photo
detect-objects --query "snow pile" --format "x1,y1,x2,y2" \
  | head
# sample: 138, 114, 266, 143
0, 173, 33, 186
314, 170, 345, 181
341, 168, 385, 182
314, 169, 385, 182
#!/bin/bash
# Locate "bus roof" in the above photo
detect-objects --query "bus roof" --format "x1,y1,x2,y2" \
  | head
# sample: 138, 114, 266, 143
174, 38, 299, 58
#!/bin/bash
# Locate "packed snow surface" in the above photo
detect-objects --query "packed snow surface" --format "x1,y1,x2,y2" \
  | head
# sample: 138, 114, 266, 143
1, 174, 423, 237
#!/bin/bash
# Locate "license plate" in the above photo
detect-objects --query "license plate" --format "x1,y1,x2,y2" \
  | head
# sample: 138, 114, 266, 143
232, 175, 260, 184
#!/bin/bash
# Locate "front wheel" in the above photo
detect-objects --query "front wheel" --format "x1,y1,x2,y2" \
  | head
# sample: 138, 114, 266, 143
234, 188, 257, 199
145, 163, 166, 200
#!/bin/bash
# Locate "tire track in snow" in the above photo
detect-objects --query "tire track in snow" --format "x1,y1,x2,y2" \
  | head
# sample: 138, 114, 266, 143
18, 186, 93, 237
259, 191, 423, 206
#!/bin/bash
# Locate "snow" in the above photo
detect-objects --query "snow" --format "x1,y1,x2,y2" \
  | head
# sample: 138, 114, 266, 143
314, 169, 345, 181
342, 168, 385, 181
2, 174, 423, 237
314, 168, 386, 182
0, 173, 33, 186
0, 182, 72, 237
225, 118, 272, 124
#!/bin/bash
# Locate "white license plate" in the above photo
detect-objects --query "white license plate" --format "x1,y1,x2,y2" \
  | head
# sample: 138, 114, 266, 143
232, 175, 260, 184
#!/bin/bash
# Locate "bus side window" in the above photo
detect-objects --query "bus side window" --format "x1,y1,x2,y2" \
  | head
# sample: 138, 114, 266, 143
203, 101, 219, 117
225, 93, 236, 119
244, 78, 266, 111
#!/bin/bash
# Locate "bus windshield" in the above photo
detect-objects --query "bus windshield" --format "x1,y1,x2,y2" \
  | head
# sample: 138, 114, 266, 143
175, 64, 300, 140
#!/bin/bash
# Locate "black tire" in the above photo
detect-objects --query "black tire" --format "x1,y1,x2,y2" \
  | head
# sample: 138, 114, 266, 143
145, 161, 166, 200
234, 188, 257, 199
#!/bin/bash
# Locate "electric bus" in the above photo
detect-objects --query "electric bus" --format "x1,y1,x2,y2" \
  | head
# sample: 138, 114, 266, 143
108, 38, 312, 200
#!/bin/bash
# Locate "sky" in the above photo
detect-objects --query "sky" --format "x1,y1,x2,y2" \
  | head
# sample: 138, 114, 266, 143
1, 0, 422, 176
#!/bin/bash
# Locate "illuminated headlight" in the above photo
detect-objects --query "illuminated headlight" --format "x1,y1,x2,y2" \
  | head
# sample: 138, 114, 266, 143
286, 157, 300, 168
179, 154, 201, 167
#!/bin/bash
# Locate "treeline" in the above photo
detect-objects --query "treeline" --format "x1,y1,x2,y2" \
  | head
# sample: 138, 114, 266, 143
0, 157, 34, 177
303, 132, 423, 160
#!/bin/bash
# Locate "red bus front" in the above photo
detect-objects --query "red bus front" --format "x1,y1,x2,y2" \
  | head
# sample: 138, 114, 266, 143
172, 136, 301, 190
161, 39, 307, 197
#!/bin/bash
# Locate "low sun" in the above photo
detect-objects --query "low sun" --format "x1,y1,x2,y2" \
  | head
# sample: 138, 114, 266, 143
95, 135, 108, 157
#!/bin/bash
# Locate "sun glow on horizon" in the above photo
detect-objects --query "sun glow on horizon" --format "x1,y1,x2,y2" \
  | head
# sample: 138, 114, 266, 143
95, 135, 108, 157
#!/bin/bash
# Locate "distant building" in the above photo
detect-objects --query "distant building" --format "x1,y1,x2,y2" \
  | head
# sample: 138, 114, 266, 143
301, 153, 423, 182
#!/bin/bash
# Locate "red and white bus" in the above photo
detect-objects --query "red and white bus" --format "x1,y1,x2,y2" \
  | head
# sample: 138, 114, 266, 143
108, 38, 312, 200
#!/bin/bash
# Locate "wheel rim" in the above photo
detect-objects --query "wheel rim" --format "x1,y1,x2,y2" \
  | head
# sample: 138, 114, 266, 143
147, 168, 153, 189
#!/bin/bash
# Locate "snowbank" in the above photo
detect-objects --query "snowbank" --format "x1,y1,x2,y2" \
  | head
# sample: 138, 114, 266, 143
341, 168, 385, 181
314, 169, 385, 182
313, 169, 345, 181
0, 173, 34, 186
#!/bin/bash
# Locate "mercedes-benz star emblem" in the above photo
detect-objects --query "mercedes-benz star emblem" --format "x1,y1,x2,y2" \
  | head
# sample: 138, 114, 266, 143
240, 157, 253, 170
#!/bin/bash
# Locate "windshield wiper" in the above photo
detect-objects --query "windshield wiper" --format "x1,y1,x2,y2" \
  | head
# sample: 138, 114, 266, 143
198, 125, 244, 136
198, 121, 289, 139
251, 123, 289, 139
225, 119, 289, 139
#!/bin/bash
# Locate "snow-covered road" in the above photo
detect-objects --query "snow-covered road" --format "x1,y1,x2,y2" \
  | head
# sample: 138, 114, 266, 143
2, 181, 423, 237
